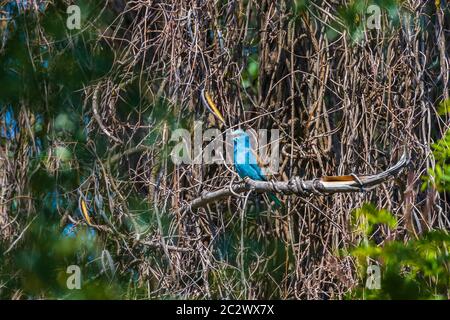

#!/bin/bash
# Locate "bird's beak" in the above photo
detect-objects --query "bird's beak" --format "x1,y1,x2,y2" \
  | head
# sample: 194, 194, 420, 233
201, 89, 226, 126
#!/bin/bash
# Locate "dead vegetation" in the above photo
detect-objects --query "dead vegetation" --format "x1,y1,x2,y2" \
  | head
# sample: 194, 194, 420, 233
1, 0, 449, 299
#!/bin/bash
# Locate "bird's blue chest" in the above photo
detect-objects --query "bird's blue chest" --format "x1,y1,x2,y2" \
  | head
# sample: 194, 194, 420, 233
233, 135, 266, 181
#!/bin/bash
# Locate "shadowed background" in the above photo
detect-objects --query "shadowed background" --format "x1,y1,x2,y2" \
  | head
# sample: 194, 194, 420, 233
0, 0, 449, 299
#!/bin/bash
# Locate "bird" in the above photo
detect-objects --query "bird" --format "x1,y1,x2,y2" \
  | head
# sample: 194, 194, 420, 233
200, 89, 282, 206
231, 129, 282, 208
200, 89, 367, 202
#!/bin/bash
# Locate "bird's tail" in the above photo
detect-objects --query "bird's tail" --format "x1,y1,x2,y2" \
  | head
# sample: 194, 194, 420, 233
268, 192, 282, 209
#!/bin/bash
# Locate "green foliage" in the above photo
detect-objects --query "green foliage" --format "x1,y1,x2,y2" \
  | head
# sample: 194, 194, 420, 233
353, 203, 397, 237
327, 0, 402, 43
348, 98, 450, 299
423, 99, 450, 191
0, 0, 446, 301
351, 232, 450, 299
0, 1, 113, 110
242, 54, 259, 92
349, 204, 450, 299
292, 0, 311, 17
0, 1, 140, 299
438, 98, 450, 115
0, 215, 125, 299
349, 205, 450, 299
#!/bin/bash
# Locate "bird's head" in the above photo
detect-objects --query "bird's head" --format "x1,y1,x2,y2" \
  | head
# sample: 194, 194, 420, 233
230, 129, 252, 151
230, 129, 247, 137
230, 129, 248, 142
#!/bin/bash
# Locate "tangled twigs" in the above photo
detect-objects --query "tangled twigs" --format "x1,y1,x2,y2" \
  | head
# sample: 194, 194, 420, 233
184, 151, 409, 211
2, 0, 447, 299
92, 85, 123, 144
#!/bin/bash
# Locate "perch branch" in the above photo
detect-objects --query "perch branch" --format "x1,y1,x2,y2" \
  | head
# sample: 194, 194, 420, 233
184, 151, 409, 211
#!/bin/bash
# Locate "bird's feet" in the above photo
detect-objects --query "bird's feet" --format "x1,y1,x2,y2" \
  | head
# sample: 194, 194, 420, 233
243, 177, 257, 192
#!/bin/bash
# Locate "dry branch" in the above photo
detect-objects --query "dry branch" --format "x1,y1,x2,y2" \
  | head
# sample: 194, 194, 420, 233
3, 0, 447, 299
185, 151, 409, 211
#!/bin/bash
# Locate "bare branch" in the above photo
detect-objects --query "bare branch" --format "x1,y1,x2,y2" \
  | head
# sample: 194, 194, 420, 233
185, 152, 409, 211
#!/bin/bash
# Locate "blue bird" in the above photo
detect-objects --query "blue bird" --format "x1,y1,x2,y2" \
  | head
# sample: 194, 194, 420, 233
232, 129, 281, 208
199, 90, 281, 207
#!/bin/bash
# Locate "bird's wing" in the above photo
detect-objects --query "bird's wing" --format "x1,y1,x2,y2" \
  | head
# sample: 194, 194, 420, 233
234, 148, 267, 181
249, 163, 267, 181
246, 143, 271, 180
